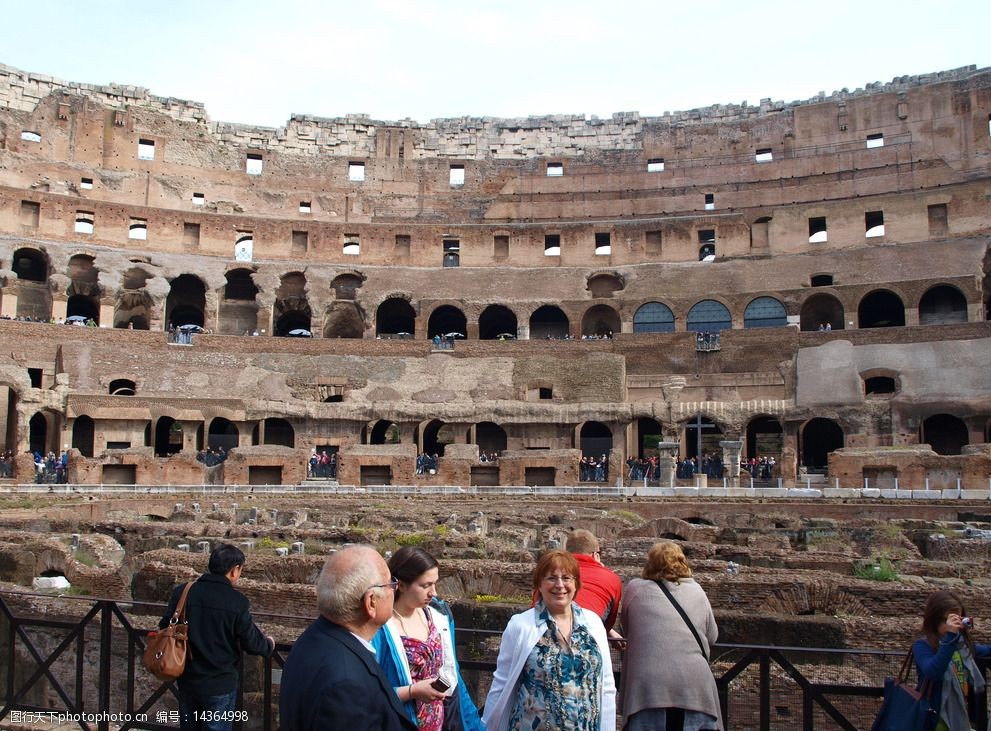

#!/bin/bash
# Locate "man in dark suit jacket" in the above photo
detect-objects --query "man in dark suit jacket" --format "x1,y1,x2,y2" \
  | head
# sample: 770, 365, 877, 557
280, 546, 417, 731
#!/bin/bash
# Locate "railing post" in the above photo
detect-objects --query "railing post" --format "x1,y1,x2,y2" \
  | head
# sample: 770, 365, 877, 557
760, 649, 771, 730
99, 600, 112, 731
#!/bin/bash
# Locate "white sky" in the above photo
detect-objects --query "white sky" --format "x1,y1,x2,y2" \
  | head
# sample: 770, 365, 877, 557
2, 0, 988, 128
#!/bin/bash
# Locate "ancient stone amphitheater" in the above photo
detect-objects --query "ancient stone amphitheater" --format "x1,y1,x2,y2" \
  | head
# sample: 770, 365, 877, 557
1, 62, 991, 729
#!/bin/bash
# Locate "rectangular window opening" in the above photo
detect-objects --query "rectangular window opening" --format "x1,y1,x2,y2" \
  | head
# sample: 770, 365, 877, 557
544, 234, 561, 256
183, 222, 200, 247
645, 230, 662, 255
137, 139, 155, 161
292, 230, 309, 253
449, 164, 465, 186
755, 148, 773, 163
494, 235, 509, 259
299, 201, 311, 213
80, 177, 93, 190
20, 131, 41, 143
74, 211, 95, 235
647, 158, 665, 172
234, 232, 253, 262
192, 192, 205, 205
865, 211, 885, 238
594, 232, 611, 256
128, 218, 148, 240
246, 153, 263, 175
704, 193, 715, 211
866, 133, 884, 149
395, 234, 411, 258
343, 234, 360, 256
927, 204, 948, 237
20, 200, 40, 228
348, 162, 365, 182
808, 216, 828, 243
539, 387, 553, 400
28, 368, 42, 388
546, 162, 563, 177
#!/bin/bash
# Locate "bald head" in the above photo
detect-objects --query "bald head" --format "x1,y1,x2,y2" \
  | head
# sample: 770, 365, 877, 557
316, 546, 391, 630
566, 529, 600, 555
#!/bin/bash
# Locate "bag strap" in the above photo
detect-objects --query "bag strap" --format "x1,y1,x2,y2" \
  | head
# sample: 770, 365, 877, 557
897, 646, 936, 699
170, 579, 197, 624
654, 579, 708, 661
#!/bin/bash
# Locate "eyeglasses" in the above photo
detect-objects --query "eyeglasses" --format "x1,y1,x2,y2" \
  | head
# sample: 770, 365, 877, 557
542, 575, 576, 585
367, 578, 400, 593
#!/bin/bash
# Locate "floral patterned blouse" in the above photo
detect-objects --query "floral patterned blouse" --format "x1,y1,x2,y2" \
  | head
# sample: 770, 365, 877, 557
401, 611, 444, 731
508, 604, 602, 731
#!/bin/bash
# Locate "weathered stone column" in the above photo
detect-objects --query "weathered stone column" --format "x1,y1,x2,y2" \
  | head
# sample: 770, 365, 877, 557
655, 441, 679, 487
720, 439, 743, 487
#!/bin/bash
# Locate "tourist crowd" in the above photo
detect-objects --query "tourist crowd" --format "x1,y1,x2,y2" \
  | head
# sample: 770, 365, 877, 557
579, 455, 610, 482
308, 450, 338, 478
0, 450, 14, 478
196, 447, 229, 467
415, 453, 440, 475
744, 455, 776, 479
676, 453, 724, 480
34, 450, 69, 483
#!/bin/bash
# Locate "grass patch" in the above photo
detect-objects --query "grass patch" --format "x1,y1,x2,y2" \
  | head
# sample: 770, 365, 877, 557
255, 537, 291, 550
853, 557, 899, 582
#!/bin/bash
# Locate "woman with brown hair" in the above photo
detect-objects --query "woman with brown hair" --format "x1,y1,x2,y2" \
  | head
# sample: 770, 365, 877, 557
482, 549, 615, 731
620, 541, 721, 731
913, 590, 991, 731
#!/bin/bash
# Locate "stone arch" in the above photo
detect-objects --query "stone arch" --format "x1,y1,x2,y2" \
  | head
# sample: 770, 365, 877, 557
71, 415, 95, 458
800, 293, 845, 331
581, 304, 620, 337
636, 417, 664, 458
367, 420, 401, 445
800, 418, 844, 469
218, 268, 259, 335
745, 415, 783, 460
578, 421, 612, 457
376, 296, 416, 337
744, 296, 787, 328
641, 517, 696, 541
331, 272, 365, 300
919, 284, 968, 325
165, 274, 207, 329
921, 414, 968, 455
67, 254, 98, 287
154, 416, 183, 457
586, 272, 625, 298
633, 302, 675, 333
475, 421, 507, 454
427, 305, 468, 339
253, 418, 295, 447
478, 305, 518, 340
682, 414, 724, 459
12, 247, 49, 282
66, 293, 100, 324
208, 418, 239, 451
529, 305, 569, 339
121, 266, 152, 290
114, 290, 152, 329
419, 418, 451, 456
323, 301, 366, 338
224, 268, 258, 301
686, 300, 731, 333
109, 378, 136, 396
858, 289, 905, 329
274, 272, 311, 336
860, 368, 900, 397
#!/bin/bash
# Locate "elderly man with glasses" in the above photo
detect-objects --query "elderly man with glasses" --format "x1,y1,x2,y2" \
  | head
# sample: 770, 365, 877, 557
280, 546, 416, 731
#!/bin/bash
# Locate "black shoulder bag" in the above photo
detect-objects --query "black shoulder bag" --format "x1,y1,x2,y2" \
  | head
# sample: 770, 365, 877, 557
654, 579, 709, 661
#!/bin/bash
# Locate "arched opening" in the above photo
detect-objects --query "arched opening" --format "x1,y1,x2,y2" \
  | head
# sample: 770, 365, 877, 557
586, 273, 624, 298
274, 272, 311, 337
208, 418, 239, 451
28, 413, 48, 456
219, 268, 259, 335
369, 420, 400, 445
224, 268, 258, 301
683, 415, 723, 459
114, 290, 152, 329
109, 379, 136, 396
529, 305, 569, 339
165, 274, 207, 329
122, 267, 151, 290
475, 421, 507, 454
686, 300, 731, 333
800, 293, 845, 331
253, 418, 294, 447
919, 285, 968, 326
921, 414, 968, 456
801, 418, 844, 470
581, 304, 620, 338
66, 294, 100, 324
12, 248, 48, 282
858, 290, 905, 329
331, 273, 364, 300
633, 302, 675, 333
67, 254, 98, 286
376, 297, 416, 337
579, 421, 612, 458
420, 419, 451, 456
323, 302, 365, 338
71, 415, 95, 458
478, 305, 518, 340
636, 417, 664, 459
744, 297, 787, 329
154, 417, 183, 457
745, 416, 783, 461
427, 305, 468, 339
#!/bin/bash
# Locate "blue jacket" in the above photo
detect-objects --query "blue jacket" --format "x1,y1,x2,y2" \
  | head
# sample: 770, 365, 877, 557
372, 599, 485, 731
913, 634, 991, 723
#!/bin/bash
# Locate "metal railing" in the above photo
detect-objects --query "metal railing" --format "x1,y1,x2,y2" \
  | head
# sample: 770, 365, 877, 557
3, 592, 989, 731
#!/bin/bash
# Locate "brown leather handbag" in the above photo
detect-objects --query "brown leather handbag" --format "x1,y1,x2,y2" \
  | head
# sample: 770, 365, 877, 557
143, 580, 196, 681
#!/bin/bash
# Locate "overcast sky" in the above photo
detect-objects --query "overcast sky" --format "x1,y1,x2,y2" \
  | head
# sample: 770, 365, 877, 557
2, 0, 988, 127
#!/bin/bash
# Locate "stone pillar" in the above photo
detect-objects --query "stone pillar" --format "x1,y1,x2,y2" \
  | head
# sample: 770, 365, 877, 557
655, 441, 679, 487
720, 440, 744, 487
1, 290, 18, 317
99, 302, 115, 327
52, 298, 68, 322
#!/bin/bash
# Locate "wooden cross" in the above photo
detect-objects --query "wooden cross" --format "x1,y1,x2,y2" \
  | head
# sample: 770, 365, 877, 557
688, 413, 718, 459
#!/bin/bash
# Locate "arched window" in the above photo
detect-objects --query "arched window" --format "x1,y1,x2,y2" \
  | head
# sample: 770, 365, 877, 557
744, 297, 787, 328
922, 414, 968, 455
800, 293, 844, 331
633, 302, 675, 333
478, 305, 518, 340
919, 285, 968, 326
529, 305, 569, 339
376, 297, 416, 337
858, 290, 905, 329
687, 300, 731, 333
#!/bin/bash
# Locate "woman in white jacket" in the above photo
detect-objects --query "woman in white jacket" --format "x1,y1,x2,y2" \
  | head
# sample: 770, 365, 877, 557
483, 549, 616, 731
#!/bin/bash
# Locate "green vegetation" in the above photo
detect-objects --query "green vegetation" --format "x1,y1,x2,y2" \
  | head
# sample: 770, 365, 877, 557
474, 593, 530, 604
609, 509, 642, 524
853, 556, 899, 582
255, 537, 290, 550
394, 532, 428, 547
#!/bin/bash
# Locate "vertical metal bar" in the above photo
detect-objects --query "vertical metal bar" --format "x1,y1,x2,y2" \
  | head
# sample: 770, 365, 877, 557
760, 651, 771, 731
76, 629, 84, 710
803, 684, 814, 731
263, 652, 273, 731
98, 602, 112, 731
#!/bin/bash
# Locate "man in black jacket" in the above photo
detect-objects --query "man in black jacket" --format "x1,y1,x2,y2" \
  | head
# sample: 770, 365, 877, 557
160, 543, 274, 731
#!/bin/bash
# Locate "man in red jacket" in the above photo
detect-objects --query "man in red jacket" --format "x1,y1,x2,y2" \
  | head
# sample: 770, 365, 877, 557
567, 529, 625, 644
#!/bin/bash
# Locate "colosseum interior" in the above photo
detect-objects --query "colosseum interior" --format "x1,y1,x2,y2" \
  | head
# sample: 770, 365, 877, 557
1, 60, 991, 729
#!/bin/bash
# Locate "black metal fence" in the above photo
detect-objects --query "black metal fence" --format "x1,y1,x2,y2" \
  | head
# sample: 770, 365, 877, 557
1, 592, 988, 731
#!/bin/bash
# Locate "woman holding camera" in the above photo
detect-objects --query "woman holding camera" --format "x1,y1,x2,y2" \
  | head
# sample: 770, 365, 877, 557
914, 590, 991, 731
482, 549, 615, 731
373, 546, 484, 731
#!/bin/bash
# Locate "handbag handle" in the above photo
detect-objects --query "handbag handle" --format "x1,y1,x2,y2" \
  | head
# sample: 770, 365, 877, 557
897, 647, 935, 699
168, 580, 196, 626
653, 579, 709, 661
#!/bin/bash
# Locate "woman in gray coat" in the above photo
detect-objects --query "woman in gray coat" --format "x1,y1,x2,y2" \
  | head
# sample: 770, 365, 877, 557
619, 541, 722, 731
